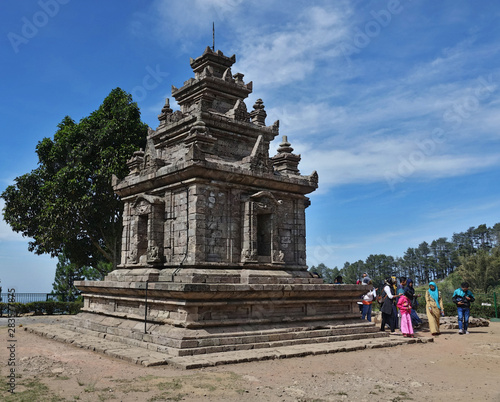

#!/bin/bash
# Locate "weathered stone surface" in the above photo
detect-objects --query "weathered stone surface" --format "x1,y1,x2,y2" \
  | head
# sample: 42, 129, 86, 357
26, 324, 432, 369
69, 47, 395, 362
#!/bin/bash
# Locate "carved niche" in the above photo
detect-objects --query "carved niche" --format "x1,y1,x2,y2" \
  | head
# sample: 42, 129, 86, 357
127, 195, 165, 265
240, 191, 284, 265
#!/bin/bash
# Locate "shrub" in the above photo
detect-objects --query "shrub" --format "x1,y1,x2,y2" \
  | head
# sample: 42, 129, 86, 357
0, 300, 83, 316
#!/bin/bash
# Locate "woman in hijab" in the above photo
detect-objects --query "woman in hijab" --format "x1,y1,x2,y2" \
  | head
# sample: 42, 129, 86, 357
404, 279, 422, 328
425, 281, 444, 336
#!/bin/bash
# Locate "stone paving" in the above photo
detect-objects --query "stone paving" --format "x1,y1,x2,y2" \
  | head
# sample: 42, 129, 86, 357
25, 323, 432, 369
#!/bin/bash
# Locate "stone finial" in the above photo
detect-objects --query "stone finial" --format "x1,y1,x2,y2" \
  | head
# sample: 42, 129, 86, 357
126, 148, 145, 175
277, 136, 294, 154
271, 135, 301, 175
250, 99, 267, 126
158, 98, 173, 124
253, 98, 264, 110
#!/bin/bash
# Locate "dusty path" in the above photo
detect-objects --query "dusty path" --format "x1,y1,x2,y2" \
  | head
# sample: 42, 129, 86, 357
1, 316, 499, 401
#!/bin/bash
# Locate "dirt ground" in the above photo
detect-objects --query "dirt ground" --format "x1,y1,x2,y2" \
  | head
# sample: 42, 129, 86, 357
1, 316, 499, 402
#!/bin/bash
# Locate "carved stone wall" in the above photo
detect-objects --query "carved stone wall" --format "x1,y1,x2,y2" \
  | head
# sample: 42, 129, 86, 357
113, 47, 318, 273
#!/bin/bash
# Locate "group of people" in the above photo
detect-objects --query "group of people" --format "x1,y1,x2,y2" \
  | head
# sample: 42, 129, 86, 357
359, 274, 475, 337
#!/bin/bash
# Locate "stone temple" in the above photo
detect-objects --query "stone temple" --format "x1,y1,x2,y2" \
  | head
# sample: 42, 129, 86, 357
69, 47, 391, 365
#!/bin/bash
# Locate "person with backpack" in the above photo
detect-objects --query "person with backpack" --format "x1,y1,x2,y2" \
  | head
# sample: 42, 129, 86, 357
361, 280, 377, 322
452, 282, 475, 335
379, 277, 396, 332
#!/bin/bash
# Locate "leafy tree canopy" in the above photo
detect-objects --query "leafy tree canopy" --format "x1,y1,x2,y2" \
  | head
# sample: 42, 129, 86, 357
309, 263, 339, 284
2, 88, 147, 273
52, 252, 114, 301
457, 247, 500, 293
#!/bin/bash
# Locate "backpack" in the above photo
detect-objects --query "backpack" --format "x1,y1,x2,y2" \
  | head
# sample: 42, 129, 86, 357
377, 290, 387, 305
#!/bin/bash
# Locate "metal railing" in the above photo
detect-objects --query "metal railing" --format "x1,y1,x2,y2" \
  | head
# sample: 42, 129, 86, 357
0, 293, 64, 304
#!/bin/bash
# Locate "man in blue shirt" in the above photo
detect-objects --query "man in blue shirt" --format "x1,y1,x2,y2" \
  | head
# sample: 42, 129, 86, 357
452, 282, 475, 335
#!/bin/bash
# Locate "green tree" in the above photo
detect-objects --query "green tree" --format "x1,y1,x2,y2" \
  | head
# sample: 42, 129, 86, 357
52, 253, 113, 301
364, 254, 395, 286
341, 260, 365, 284
52, 253, 83, 301
493, 223, 500, 247
452, 228, 475, 257
309, 263, 339, 283
2, 88, 147, 273
417, 241, 434, 283
430, 237, 459, 279
457, 247, 500, 293
401, 247, 418, 282
472, 224, 493, 250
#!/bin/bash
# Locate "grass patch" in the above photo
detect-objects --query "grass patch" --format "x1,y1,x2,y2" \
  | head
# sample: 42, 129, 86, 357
97, 393, 117, 401
157, 378, 183, 391
148, 392, 187, 402
0, 378, 65, 402
139, 374, 162, 382
192, 382, 217, 392
122, 385, 151, 394
391, 392, 414, 401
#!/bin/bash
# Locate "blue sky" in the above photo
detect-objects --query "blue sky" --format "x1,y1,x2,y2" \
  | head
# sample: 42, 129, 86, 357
1, 0, 499, 292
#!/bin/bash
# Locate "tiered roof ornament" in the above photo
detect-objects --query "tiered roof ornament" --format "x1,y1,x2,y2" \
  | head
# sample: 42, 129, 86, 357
118, 46, 318, 190
113, 47, 318, 270
271, 135, 302, 175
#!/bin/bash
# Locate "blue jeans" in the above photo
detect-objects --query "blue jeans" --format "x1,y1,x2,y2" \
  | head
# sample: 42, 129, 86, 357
362, 304, 372, 322
457, 307, 470, 331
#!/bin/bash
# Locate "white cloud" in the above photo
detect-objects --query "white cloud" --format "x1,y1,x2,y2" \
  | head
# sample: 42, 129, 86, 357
298, 140, 500, 190
233, 3, 352, 88
148, 0, 249, 50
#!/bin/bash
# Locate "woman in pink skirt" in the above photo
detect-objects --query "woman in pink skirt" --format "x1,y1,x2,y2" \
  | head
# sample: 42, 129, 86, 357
397, 289, 414, 338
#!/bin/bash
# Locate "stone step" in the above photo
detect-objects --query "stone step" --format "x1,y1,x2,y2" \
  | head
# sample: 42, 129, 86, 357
25, 323, 432, 369
167, 336, 432, 369
173, 330, 389, 356
60, 321, 385, 356
60, 319, 384, 355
